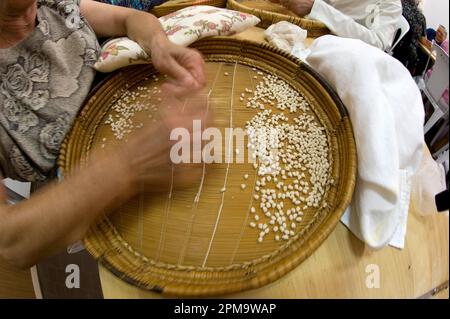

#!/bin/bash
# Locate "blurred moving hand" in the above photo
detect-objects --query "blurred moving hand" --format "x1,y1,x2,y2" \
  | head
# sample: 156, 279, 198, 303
151, 40, 206, 97
114, 88, 211, 192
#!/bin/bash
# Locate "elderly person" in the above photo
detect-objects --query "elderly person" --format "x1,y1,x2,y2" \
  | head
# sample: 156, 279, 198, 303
392, 0, 426, 72
426, 25, 449, 106
0, 0, 206, 268
272, 0, 402, 51
427, 25, 449, 54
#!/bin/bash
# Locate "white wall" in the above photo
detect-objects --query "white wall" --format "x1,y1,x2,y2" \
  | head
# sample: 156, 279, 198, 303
422, 0, 449, 31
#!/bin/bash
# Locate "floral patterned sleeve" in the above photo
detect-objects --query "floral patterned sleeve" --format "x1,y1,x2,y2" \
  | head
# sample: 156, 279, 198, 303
0, 0, 99, 182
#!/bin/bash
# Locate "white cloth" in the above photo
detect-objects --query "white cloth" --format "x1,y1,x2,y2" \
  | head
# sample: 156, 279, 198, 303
264, 21, 311, 60
410, 148, 448, 216
308, 0, 402, 50
340, 170, 411, 249
306, 35, 425, 249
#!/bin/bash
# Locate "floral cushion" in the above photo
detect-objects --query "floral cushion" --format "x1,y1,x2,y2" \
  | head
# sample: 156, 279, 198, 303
94, 6, 260, 72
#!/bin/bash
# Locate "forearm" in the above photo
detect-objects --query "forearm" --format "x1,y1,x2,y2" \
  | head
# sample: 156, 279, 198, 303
0, 150, 136, 268
124, 9, 169, 52
81, 0, 205, 93
80, 0, 167, 48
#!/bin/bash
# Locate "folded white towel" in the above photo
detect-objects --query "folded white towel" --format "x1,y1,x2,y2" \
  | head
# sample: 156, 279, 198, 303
306, 35, 425, 249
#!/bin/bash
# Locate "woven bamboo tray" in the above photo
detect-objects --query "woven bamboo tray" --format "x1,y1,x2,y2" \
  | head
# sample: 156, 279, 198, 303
227, 0, 329, 37
59, 38, 356, 296
150, 0, 226, 17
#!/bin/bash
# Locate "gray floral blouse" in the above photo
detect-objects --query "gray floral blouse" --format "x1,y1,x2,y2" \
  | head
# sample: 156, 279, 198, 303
0, 0, 99, 182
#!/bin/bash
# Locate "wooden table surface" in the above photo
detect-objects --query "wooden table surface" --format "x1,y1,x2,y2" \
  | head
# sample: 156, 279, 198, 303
98, 28, 449, 299
99, 204, 449, 298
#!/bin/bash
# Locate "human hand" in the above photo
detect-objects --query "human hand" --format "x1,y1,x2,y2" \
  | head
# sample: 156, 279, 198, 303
279, 0, 315, 16
117, 89, 211, 193
147, 36, 206, 97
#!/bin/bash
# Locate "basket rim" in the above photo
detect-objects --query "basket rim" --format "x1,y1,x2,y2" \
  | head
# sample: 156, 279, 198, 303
58, 37, 356, 297
226, 0, 329, 35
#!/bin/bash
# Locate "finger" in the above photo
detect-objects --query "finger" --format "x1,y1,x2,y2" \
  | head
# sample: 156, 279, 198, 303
157, 94, 197, 132
184, 94, 209, 122
128, 131, 172, 164
164, 49, 206, 93
157, 54, 196, 90
184, 50, 206, 88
